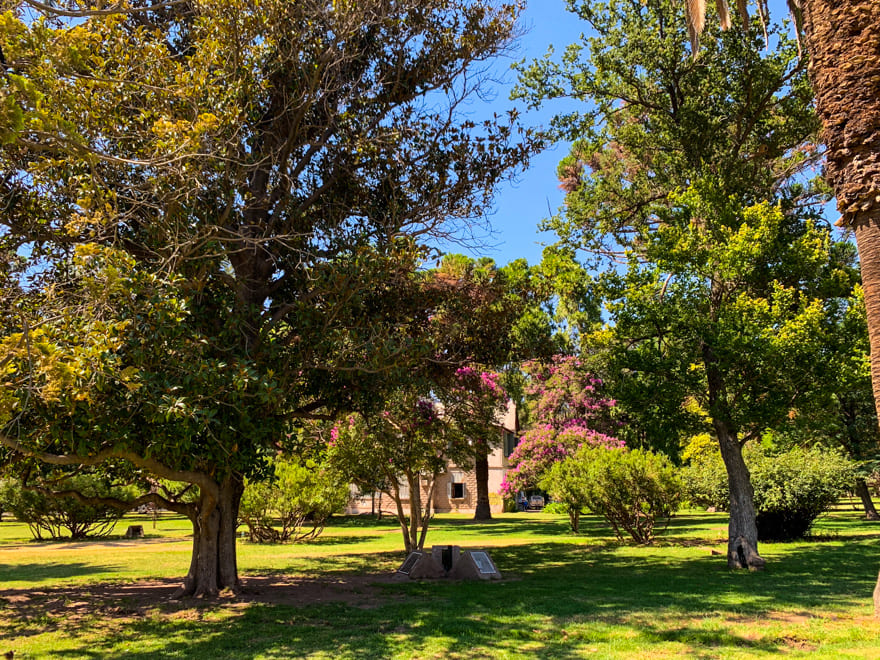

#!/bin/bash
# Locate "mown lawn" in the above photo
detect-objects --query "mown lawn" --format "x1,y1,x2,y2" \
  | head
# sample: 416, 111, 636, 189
1, 508, 878, 659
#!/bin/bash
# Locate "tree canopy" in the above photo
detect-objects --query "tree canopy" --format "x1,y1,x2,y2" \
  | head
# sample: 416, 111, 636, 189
0, 0, 535, 597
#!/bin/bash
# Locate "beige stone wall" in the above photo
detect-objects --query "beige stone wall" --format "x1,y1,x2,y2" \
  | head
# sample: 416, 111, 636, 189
343, 405, 519, 516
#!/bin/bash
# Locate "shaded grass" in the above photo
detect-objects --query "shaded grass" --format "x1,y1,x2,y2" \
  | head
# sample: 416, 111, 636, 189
0, 509, 879, 658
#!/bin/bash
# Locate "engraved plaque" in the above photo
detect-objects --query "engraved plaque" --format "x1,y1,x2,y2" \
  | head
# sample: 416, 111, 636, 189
470, 551, 496, 575
398, 551, 423, 575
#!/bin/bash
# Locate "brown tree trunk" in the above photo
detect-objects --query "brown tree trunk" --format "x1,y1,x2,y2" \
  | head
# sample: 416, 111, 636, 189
473, 443, 492, 520
801, 0, 880, 416
855, 477, 880, 521
175, 475, 243, 599
800, 0, 880, 610
715, 423, 765, 570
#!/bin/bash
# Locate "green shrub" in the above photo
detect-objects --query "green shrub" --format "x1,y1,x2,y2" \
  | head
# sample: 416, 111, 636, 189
541, 501, 571, 515
543, 446, 682, 543
682, 445, 855, 540
0, 474, 138, 540
680, 451, 729, 511
240, 455, 350, 543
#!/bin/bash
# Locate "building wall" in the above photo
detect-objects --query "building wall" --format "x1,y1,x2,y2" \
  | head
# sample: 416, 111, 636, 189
344, 401, 520, 516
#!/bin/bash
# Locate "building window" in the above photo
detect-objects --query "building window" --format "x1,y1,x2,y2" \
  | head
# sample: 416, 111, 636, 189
504, 431, 519, 458
448, 471, 466, 499
398, 480, 409, 499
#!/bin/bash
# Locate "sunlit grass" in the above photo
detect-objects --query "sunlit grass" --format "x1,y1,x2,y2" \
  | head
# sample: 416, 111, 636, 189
1, 508, 879, 658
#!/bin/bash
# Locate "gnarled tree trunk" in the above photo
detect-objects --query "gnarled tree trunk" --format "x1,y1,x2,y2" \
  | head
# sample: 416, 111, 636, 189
703, 340, 764, 570
176, 475, 244, 599
800, 0, 880, 612
715, 422, 765, 570
473, 442, 492, 521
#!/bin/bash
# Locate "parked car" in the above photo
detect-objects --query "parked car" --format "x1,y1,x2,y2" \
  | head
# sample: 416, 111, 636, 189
528, 494, 545, 510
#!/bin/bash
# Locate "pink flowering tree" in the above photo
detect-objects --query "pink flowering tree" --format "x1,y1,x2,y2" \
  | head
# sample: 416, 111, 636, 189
440, 366, 510, 521
327, 391, 471, 553
500, 355, 621, 499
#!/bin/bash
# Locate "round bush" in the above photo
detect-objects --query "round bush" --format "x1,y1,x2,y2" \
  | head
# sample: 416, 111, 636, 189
543, 446, 682, 543
681, 444, 855, 540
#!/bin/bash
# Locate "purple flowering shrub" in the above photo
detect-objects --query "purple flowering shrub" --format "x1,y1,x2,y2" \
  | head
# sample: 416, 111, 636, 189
500, 355, 622, 497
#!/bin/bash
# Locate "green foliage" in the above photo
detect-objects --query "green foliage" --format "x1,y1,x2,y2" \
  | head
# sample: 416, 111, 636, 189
516, 0, 858, 461
0, 473, 138, 540
682, 445, 856, 539
0, 0, 537, 592
239, 456, 349, 544
544, 446, 682, 544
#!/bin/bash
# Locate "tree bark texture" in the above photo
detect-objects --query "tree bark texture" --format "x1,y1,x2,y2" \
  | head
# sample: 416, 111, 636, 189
800, 0, 880, 605
715, 424, 765, 570
472, 444, 492, 521
176, 476, 244, 598
702, 338, 764, 569
801, 0, 880, 417
854, 478, 880, 520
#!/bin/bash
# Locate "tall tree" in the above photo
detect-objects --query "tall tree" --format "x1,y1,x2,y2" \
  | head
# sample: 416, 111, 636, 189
516, 0, 856, 568
677, 0, 880, 607
0, 0, 535, 597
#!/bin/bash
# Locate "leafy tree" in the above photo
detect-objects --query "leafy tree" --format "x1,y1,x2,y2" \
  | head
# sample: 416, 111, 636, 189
516, 0, 858, 568
239, 455, 350, 544
0, 1, 535, 597
327, 392, 470, 554
544, 446, 682, 544
428, 254, 553, 521
500, 355, 621, 498
0, 472, 139, 540
440, 366, 511, 521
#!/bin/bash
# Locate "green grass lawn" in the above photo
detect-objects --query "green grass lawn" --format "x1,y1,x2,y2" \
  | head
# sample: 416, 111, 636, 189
1, 509, 879, 659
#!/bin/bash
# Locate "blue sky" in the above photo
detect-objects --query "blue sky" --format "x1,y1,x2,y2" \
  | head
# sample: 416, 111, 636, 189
463, 1, 588, 268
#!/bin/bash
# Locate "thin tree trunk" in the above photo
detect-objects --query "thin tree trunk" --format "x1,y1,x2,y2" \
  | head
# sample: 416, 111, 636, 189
417, 476, 437, 550
855, 478, 880, 521
408, 473, 421, 552
473, 442, 492, 520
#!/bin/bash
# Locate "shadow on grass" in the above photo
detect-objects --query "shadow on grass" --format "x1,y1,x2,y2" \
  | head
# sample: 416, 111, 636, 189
0, 562, 113, 584
29, 530, 879, 659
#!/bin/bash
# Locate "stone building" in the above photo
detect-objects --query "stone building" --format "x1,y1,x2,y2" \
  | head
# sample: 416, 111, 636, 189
345, 401, 519, 515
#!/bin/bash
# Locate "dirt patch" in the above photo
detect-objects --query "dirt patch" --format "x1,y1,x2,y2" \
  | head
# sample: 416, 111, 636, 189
0, 573, 400, 622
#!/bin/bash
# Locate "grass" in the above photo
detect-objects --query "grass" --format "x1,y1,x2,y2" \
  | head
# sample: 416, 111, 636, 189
1, 509, 879, 658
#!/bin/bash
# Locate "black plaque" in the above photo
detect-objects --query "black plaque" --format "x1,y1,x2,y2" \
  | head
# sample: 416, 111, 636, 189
470, 551, 496, 575
398, 551, 422, 575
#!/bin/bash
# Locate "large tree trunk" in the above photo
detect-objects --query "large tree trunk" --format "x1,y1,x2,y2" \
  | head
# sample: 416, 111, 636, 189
855, 478, 880, 521
472, 443, 492, 520
176, 475, 243, 599
800, 0, 880, 611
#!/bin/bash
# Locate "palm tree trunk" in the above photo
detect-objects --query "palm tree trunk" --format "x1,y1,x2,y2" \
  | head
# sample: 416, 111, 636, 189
800, 0, 880, 613
801, 0, 880, 412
